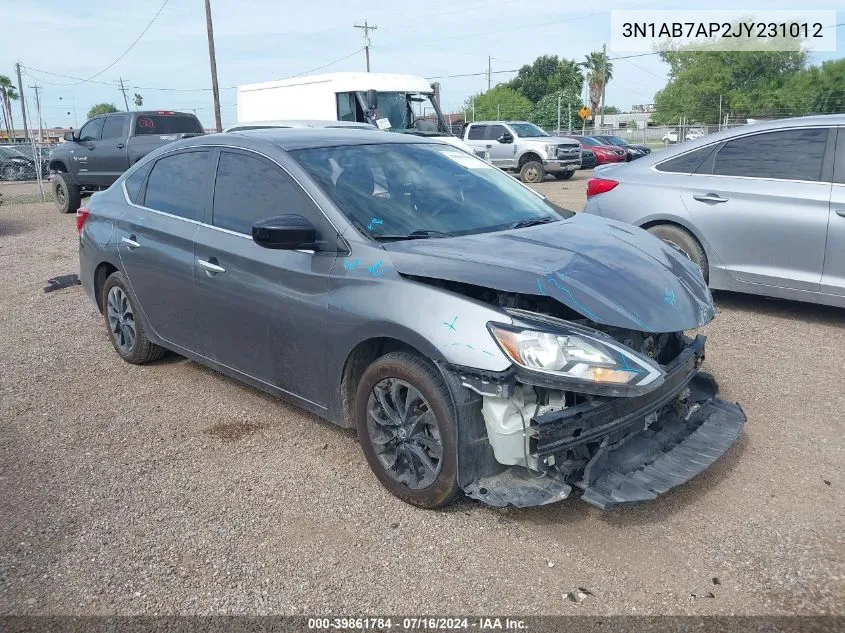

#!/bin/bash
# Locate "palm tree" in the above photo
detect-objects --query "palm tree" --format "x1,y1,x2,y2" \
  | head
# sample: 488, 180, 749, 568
582, 51, 614, 128
0, 75, 19, 142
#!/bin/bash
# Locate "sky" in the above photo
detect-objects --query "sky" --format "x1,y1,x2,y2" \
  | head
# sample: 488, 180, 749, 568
0, 0, 842, 130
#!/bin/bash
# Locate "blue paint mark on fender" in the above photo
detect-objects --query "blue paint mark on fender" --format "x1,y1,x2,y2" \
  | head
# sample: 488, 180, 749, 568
344, 258, 360, 271
444, 316, 458, 331
368, 260, 385, 277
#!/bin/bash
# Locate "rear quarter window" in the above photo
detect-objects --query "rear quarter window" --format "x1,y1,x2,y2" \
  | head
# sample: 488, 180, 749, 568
655, 145, 717, 174
143, 151, 210, 220
134, 115, 204, 136
123, 161, 153, 203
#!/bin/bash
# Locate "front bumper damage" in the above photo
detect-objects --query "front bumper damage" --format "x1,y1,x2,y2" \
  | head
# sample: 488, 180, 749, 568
444, 335, 747, 509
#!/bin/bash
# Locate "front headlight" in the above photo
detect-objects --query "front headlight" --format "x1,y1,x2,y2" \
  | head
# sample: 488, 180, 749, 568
545, 144, 557, 159
489, 323, 665, 391
474, 148, 490, 161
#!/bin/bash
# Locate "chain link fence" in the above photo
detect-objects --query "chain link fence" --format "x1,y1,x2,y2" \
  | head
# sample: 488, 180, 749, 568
0, 141, 53, 205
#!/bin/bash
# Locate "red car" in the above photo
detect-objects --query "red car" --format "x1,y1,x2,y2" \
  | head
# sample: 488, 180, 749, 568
563, 135, 627, 165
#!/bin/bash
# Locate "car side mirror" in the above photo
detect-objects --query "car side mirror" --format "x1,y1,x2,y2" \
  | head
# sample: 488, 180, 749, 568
498, 132, 513, 144
366, 89, 378, 111
252, 215, 317, 250
64, 131, 78, 142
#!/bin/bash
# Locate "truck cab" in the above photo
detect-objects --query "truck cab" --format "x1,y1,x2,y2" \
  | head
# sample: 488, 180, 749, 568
50, 110, 204, 213
237, 72, 488, 160
463, 121, 581, 183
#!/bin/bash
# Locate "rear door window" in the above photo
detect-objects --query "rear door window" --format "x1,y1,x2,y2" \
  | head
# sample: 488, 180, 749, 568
133, 115, 204, 136
712, 128, 829, 182
143, 151, 211, 220
467, 125, 486, 140
655, 145, 717, 174
124, 161, 153, 203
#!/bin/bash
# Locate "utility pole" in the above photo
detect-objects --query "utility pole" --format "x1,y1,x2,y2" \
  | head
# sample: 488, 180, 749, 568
118, 78, 130, 111
487, 56, 492, 90
204, 0, 222, 132
354, 20, 378, 72
14, 63, 29, 141
28, 84, 44, 142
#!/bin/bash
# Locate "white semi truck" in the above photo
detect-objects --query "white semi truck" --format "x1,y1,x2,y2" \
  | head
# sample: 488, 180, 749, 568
236, 72, 488, 160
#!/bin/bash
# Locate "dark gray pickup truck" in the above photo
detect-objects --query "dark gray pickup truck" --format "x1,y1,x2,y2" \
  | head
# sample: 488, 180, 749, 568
50, 110, 204, 213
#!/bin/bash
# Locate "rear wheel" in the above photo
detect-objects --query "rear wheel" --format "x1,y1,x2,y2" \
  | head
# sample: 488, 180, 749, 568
519, 160, 546, 183
647, 224, 709, 282
53, 172, 81, 214
101, 271, 166, 364
355, 351, 461, 508
553, 170, 574, 180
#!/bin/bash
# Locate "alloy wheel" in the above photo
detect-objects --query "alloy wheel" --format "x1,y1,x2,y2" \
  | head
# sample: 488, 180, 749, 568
106, 286, 136, 354
366, 378, 443, 489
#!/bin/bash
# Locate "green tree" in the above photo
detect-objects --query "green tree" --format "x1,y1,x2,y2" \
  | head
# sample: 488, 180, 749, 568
652, 36, 806, 124
463, 86, 533, 121
582, 51, 613, 119
777, 58, 845, 116
506, 55, 583, 103
87, 103, 120, 119
0, 75, 19, 141
531, 89, 583, 131
601, 105, 620, 114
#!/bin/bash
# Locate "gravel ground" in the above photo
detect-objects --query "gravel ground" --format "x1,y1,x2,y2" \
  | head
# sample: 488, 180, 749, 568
1, 181, 844, 616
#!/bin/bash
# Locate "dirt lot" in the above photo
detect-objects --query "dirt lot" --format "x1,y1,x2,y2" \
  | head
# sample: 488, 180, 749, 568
1, 175, 844, 616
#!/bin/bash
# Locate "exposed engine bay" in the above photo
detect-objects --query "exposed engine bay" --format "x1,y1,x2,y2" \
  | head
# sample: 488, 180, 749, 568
425, 278, 747, 509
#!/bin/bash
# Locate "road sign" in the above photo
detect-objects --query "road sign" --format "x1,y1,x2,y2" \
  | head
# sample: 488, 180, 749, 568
578, 106, 592, 120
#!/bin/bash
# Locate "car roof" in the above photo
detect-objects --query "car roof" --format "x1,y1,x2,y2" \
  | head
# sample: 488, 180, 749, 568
180, 128, 442, 151
469, 120, 533, 125
223, 120, 377, 132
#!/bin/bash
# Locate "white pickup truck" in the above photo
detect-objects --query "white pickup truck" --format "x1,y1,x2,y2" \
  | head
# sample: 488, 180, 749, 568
462, 121, 581, 183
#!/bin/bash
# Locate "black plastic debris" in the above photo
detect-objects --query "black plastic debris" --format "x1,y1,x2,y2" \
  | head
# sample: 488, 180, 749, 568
691, 589, 716, 599
565, 588, 593, 604
824, 479, 832, 486
712, 577, 721, 585
44, 274, 81, 294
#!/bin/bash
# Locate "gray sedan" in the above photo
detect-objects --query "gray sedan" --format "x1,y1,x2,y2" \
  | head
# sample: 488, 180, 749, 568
77, 129, 745, 510
584, 115, 845, 308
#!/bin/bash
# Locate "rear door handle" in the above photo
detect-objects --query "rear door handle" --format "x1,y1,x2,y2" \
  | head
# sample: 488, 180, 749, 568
116, 143, 125, 149
693, 193, 729, 203
121, 237, 140, 249
836, 209, 845, 218
197, 259, 226, 274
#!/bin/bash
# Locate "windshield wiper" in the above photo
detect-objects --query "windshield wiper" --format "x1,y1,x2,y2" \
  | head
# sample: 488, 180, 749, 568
509, 216, 557, 230
377, 229, 455, 241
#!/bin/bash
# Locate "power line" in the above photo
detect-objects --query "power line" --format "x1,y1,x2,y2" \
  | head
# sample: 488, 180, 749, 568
283, 48, 365, 80
71, 0, 170, 86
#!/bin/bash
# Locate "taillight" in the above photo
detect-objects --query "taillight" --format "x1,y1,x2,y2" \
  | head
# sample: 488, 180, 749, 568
76, 207, 90, 234
586, 178, 619, 197
156, 110, 174, 115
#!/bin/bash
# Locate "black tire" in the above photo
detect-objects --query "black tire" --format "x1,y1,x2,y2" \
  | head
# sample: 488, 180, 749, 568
519, 160, 546, 183
101, 271, 166, 364
53, 172, 81, 214
553, 170, 575, 180
647, 224, 709, 283
355, 351, 461, 509
1, 165, 16, 181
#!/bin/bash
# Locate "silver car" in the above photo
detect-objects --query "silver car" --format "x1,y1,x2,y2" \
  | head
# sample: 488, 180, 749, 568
584, 115, 845, 308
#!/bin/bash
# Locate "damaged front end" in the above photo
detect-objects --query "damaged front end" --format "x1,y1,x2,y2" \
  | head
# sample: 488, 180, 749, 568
442, 311, 746, 510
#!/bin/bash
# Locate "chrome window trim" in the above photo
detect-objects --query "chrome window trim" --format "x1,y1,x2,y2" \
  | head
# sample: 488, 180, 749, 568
649, 125, 836, 185
121, 143, 344, 239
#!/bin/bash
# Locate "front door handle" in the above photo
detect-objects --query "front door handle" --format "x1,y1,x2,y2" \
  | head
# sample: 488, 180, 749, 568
693, 193, 729, 203
197, 258, 226, 274
121, 237, 140, 249
835, 209, 845, 218
116, 143, 125, 149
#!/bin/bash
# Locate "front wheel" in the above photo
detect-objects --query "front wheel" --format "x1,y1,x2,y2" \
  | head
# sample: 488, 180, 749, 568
355, 351, 461, 508
519, 160, 546, 183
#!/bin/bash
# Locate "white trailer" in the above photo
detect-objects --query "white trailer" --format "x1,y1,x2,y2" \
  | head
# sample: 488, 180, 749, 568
236, 72, 486, 159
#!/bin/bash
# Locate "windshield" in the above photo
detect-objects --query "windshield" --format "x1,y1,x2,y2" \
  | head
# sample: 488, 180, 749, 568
576, 136, 603, 147
0, 146, 26, 159
291, 143, 568, 240
510, 122, 548, 137
604, 135, 629, 146
368, 92, 451, 135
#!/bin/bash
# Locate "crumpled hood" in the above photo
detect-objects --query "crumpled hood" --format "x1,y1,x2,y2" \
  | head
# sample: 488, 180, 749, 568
384, 213, 715, 333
